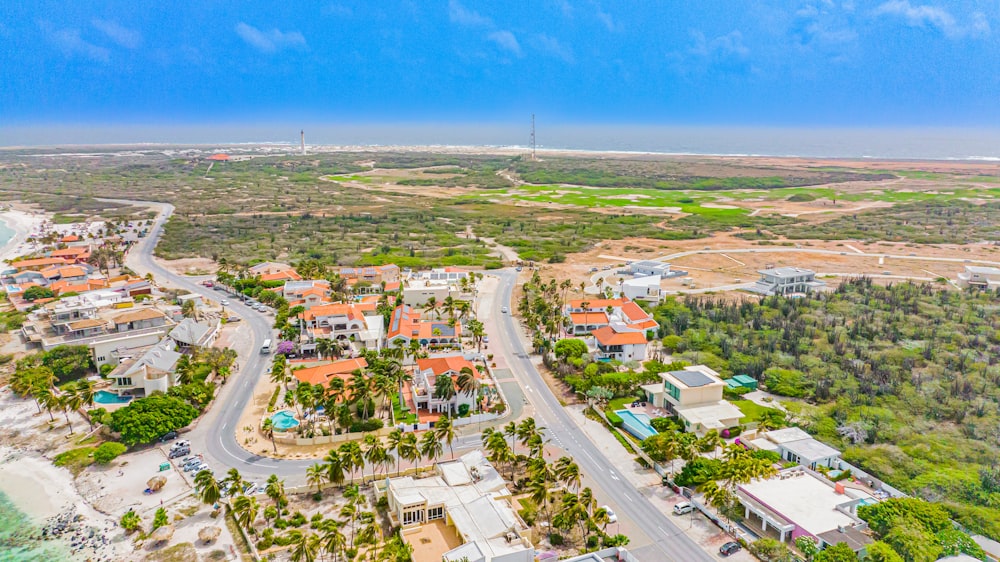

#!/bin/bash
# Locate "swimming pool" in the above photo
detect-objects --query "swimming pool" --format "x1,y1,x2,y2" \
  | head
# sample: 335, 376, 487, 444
94, 390, 133, 405
616, 409, 658, 441
270, 410, 300, 431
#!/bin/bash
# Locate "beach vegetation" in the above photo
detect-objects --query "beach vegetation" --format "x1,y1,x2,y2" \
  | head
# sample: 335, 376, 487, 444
53, 445, 98, 475
109, 394, 199, 446
120, 509, 141, 533
93, 441, 127, 464
152, 507, 168, 530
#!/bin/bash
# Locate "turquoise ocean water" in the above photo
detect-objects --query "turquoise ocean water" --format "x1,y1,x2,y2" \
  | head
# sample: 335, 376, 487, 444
0, 216, 15, 253
0, 491, 72, 562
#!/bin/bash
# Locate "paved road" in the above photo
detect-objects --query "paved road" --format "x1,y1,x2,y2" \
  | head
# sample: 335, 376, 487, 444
490, 270, 714, 562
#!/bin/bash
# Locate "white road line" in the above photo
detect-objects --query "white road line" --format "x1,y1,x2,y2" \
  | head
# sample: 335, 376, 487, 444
624, 493, 633, 502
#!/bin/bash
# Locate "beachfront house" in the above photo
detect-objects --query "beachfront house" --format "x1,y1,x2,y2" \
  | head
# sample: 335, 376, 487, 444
641, 365, 744, 435
747, 267, 826, 296
591, 322, 648, 362
109, 338, 183, 397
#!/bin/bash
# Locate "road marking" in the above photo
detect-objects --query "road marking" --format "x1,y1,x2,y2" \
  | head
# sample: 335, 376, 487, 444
624, 493, 633, 502
657, 526, 666, 534
610, 471, 619, 481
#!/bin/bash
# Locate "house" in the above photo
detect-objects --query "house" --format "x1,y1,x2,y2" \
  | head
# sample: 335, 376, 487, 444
291, 357, 368, 388
957, 265, 1000, 290
283, 280, 332, 308
629, 260, 671, 277
402, 282, 450, 307
641, 365, 744, 435
379, 450, 533, 562
247, 261, 292, 276
748, 427, 841, 471
412, 356, 480, 414
38, 264, 92, 285
591, 323, 648, 362
747, 267, 826, 296
386, 305, 463, 349
736, 467, 873, 553
260, 269, 302, 283
48, 246, 91, 262
10, 257, 70, 271
297, 302, 383, 353
109, 338, 182, 397
337, 264, 400, 285
168, 318, 220, 350
176, 293, 203, 307
565, 298, 658, 335
112, 307, 169, 332
622, 275, 663, 304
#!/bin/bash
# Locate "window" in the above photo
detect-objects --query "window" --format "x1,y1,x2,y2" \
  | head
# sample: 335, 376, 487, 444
402, 509, 424, 525
428, 507, 444, 521
97, 356, 106, 362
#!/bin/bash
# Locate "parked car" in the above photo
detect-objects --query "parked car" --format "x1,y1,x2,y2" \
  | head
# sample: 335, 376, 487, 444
719, 542, 741, 557
201, 280, 213, 287
182, 459, 203, 470
168, 448, 190, 459
672, 502, 694, 515
226, 314, 241, 322
600, 505, 617, 523
243, 482, 260, 495
180, 455, 201, 465
159, 431, 178, 442
170, 440, 190, 450
185, 462, 207, 473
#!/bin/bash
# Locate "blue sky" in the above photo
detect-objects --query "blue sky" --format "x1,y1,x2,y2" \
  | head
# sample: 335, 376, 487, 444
2, 0, 999, 127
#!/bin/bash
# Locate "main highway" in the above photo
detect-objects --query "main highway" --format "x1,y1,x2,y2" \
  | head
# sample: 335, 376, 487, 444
121, 199, 714, 561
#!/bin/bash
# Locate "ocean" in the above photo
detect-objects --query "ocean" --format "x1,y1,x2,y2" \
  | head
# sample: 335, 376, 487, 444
4, 124, 1000, 161
0, 491, 72, 562
0, 216, 16, 252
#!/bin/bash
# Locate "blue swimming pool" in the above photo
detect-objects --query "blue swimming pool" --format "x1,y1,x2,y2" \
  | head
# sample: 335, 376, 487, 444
94, 390, 133, 404
616, 409, 658, 440
270, 410, 300, 431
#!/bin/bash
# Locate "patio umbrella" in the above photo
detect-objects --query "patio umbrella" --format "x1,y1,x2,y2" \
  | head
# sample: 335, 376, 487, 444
150, 524, 174, 544
198, 525, 221, 544
146, 475, 167, 491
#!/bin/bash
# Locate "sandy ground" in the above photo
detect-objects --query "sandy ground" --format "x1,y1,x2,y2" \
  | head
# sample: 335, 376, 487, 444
0, 205, 49, 262
157, 257, 219, 276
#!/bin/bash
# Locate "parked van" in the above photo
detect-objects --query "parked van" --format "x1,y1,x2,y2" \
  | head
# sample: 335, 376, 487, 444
672, 502, 694, 515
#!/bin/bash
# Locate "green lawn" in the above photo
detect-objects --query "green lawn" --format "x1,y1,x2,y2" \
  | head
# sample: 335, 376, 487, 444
731, 399, 781, 424
391, 393, 418, 425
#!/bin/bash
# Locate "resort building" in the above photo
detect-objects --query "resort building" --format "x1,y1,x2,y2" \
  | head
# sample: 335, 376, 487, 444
591, 322, 648, 362
411, 356, 480, 414
747, 267, 826, 296
109, 338, 183, 397
748, 427, 842, 471
296, 302, 384, 353
957, 265, 1000, 290
736, 467, 873, 554
628, 260, 671, 277
641, 365, 744, 435
379, 451, 533, 562
169, 318, 221, 350
402, 282, 451, 307
386, 304, 462, 349
290, 357, 368, 388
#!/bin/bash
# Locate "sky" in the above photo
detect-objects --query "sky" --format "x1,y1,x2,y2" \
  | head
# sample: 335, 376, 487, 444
2, 1, 1000, 131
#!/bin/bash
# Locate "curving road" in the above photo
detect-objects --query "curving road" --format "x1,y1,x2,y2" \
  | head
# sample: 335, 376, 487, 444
123, 200, 711, 560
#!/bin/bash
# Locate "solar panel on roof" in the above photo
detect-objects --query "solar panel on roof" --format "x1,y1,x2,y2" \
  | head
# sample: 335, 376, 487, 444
670, 370, 714, 387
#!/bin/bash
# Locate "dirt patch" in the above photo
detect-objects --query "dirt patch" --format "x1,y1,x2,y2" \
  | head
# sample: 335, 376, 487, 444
157, 257, 218, 276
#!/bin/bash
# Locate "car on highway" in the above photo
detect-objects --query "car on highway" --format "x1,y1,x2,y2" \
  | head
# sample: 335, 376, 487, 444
501, 306, 508, 313
600, 505, 617, 523
220, 299, 230, 306
201, 280, 214, 287
719, 542, 741, 557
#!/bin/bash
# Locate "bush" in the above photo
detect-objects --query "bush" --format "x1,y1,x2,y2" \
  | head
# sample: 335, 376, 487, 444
675, 458, 723, 488
109, 395, 199, 446
93, 442, 127, 464
288, 512, 307, 527
548, 533, 564, 546
23, 286, 55, 301
99, 363, 114, 376
605, 410, 623, 427
349, 418, 384, 433
267, 386, 281, 413
458, 403, 470, 416
650, 417, 682, 432
723, 386, 751, 400
152, 507, 168, 530
762, 368, 810, 398
120, 510, 141, 533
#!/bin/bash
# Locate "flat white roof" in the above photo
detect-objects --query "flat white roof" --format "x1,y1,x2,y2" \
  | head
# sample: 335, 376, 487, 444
675, 400, 743, 429
966, 266, 1000, 274
662, 364, 724, 390
759, 267, 816, 278
782, 437, 841, 461
738, 472, 867, 537
623, 275, 661, 288
764, 427, 812, 444
748, 438, 779, 452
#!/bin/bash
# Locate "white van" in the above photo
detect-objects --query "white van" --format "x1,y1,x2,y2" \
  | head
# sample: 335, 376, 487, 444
672, 502, 694, 515
260, 338, 272, 354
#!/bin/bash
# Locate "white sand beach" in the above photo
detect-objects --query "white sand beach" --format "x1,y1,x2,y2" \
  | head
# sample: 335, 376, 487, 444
0, 449, 86, 522
0, 206, 48, 263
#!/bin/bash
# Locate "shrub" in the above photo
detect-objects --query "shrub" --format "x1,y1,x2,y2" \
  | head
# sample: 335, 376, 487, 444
605, 410, 623, 427
267, 386, 281, 413
120, 510, 141, 533
99, 363, 114, 376
152, 507, 168, 530
675, 458, 723, 488
458, 403, 470, 416
109, 394, 199, 446
93, 442, 127, 464
650, 417, 682, 432
349, 418, 384, 433
548, 533, 564, 546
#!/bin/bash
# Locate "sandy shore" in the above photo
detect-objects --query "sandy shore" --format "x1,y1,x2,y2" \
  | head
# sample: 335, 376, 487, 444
0, 206, 47, 263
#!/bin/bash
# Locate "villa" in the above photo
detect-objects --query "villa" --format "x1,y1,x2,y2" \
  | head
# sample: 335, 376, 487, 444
247, 262, 293, 276
297, 302, 384, 354
291, 357, 368, 388
109, 338, 183, 397
169, 317, 220, 350
621, 275, 663, 304
411, 356, 480, 414
628, 260, 671, 277
386, 304, 462, 349
565, 297, 658, 336
337, 264, 400, 285
641, 365, 744, 435
591, 322, 648, 362
748, 427, 842, 471
736, 467, 873, 554
379, 450, 533, 562
747, 267, 826, 296
957, 265, 1000, 290
283, 279, 332, 309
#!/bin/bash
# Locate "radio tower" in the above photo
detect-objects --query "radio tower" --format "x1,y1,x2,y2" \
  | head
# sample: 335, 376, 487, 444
300, 130, 306, 155
529, 114, 536, 161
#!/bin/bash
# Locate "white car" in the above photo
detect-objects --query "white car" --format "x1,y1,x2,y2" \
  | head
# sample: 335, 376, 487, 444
220, 299, 230, 306
501, 306, 508, 313
600, 505, 618, 523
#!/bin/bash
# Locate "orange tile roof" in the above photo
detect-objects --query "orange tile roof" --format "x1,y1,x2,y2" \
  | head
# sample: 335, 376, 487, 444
384, 281, 401, 291
592, 326, 648, 346
568, 298, 624, 310
112, 308, 167, 323
299, 302, 376, 321
292, 358, 368, 387
621, 301, 652, 322
417, 320, 461, 340
60, 234, 80, 242
300, 287, 326, 297
387, 305, 419, 339
11, 257, 69, 269
260, 270, 302, 282
416, 356, 480, 378
208, 153, 230, 161
631, 319, 659, 330
570, 312, 609, 325
49, 247, 89, 257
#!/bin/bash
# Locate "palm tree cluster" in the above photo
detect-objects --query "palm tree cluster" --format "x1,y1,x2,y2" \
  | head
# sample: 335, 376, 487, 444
9, 367, 97, 434
517, 271, 574, 353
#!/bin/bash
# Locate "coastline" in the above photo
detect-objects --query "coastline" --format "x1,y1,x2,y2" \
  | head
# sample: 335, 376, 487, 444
0, 205, 46, 263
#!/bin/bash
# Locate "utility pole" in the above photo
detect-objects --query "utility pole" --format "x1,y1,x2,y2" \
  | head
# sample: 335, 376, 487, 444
530, 114, 536, 161
300, 130, 305, 156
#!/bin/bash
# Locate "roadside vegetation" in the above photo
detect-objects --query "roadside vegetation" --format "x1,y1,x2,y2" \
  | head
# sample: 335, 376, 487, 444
653, 280, 1000, 539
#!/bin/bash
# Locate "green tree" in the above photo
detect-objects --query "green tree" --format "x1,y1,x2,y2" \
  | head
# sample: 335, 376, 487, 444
323, 448, 346, 489
338, 441, 364, 486
152, 507, 168, 530
795, 536, 820, 561
306, 462, 326, 495
93, 442, 127, 464
865, 542, 904, 562
813, 542, 858, 562
435, 416, 457, 459
265, 474, 286, 510
419, 429, 443, 465
195, 470, 221, 507
120, 510, 141, 533
23, 286, 54, 301
750, 537, 792, 562
231, 494, 260, 535
109, 395, 199, 446
554, 338, 588, 361
857, 498, 952, 537
884, 519, 942, 562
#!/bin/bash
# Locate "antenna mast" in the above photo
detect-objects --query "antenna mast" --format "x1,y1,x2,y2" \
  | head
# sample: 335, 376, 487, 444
300, 130, 305, 156
530, 114, 536, 161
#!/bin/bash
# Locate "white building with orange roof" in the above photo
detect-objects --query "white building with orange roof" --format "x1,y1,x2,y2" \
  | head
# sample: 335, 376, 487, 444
291, 357, 368, 389
565, 297, 658, 336
412, 356, 480, 414
283, 279, 332, 309
10, 256, 70, 271
337, 264, 401, 284
297, 301, 384, 353
591, 323, 649, 362
386, 304, 462, 349
260, 269, 302, 283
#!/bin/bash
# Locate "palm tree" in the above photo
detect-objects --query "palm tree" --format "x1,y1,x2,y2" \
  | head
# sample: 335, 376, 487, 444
195, 470, 222, 507
349, 371, 373, 419
73, 380, 96, 428
593, 505, 612, 533
398, 432, 420, 471
455, 368, 477, 413
306, 463, 327, 495
527, 475, 554, 530
175, 354, 195, 385
697, 429, 724, 459
58, 387, 81, 434
265, 474, 286, 510
554, 457, 582, 492
323, 448, 346, 489
372, 374, 395, 423
357, 520, 382, 558
224, 468, 245, 498
315, 338, 335, 360
503, 421, 518, 456
435, 416, 458, 459
231, 494, 259, 534
321, 525, 347, 562
517, 417, 543, 450
419, 430, 443, 466
338, 441, 364, 486
261, 418, 278, 453
466, 318, 486, 352
386, 428, 404, 476
432, 374, 456, 413
34, 387, 59, 422
289, 530, 320, 562
363, 434, 388, 480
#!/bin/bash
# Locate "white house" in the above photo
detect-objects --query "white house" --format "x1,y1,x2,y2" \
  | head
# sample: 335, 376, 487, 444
110, 338, 182, 397
169, 318, 220, 350
629, 260, 671, 277
641, 365, 744, 435
748, 427, 841, 471
621, 275, 662, 303
957, 265, 1000, 290
297, 302, 383, 352
591, 322, 648, 362
412, 356, 479, 414
747, 267, 826, 296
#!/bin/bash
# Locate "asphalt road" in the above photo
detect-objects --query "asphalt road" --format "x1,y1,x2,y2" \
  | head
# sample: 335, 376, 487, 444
490, 270, 715, 562
122, 200, 715, 559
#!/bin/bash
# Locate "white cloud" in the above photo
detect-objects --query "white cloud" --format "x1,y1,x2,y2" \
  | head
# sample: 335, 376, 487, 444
534, 33, 574, 63
234, 22, 307, 53
487, 30, 522, 56
873, 1, 989, 38
91, 19, 142, 49
592, 2, 620, 32
668, 30, 752, 76
448, 0, 492, 27
40, 23, 110, 62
